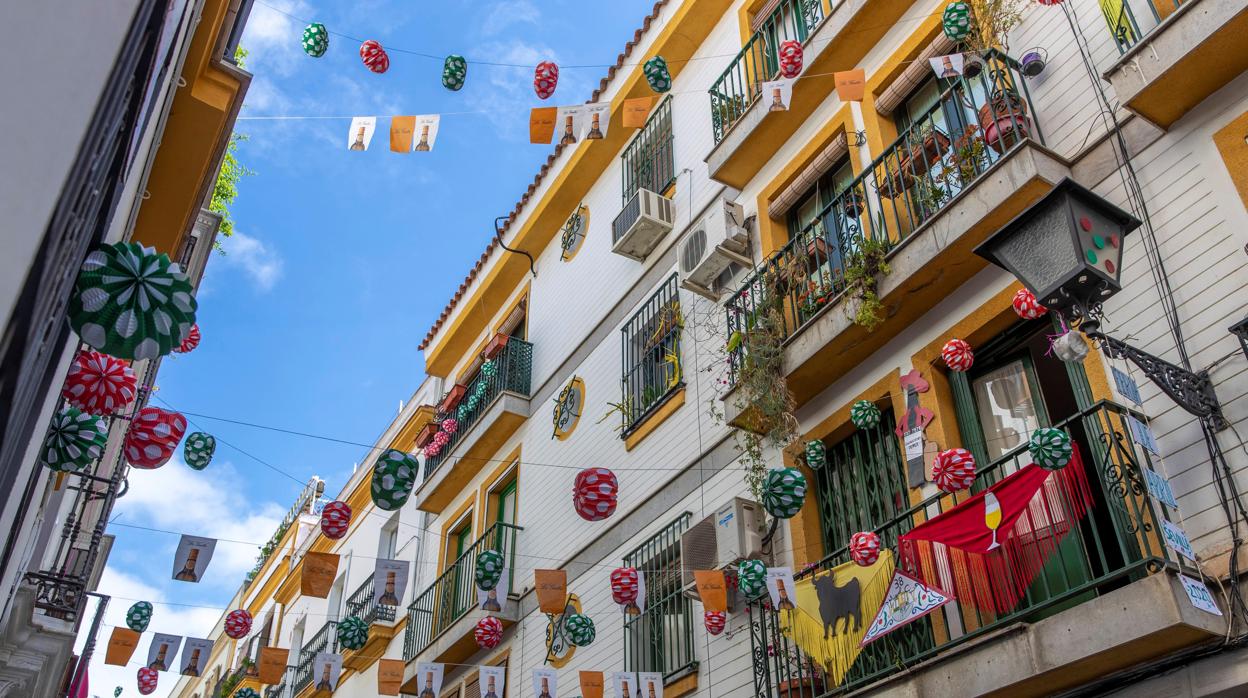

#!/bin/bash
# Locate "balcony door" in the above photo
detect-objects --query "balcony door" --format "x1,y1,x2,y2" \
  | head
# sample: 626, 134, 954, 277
445, 516, 474, 625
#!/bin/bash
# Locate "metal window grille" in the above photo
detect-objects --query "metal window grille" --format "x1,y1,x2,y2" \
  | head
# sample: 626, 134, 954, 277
623, 512, 696, 679
621, 98, 675, 205
620, 274, 683, 434
809, 410, 908, 552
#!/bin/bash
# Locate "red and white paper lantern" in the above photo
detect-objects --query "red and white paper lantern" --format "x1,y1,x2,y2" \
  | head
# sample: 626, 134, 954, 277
940, 338, 974, 372
778, 40, 804, 78
62, 350, 137, 415
441, 418, 459, 435
174, 324, 201, 353
704, 611, 727, 636
474, 616, 503, 649
572, 468, 618, 521
423, 443, 442, 458
534, 60, 559, 99
124, 407, 187, 469
433, 430, 451, 448
1011, 288, 1047, 320
360, 40, 390, 73
224, 609, 253, 640
137, 667, 159, 695
932, 448, 977, 493
610, 567, 639, 606
320, 500, 352, 540
849, 531, 881, 567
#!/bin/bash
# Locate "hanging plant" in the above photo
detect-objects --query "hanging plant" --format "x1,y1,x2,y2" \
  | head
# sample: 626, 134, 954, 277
842, 235, 891, 330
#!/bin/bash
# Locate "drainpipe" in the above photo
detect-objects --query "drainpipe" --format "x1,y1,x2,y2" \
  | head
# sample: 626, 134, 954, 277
65, 592, 108, 698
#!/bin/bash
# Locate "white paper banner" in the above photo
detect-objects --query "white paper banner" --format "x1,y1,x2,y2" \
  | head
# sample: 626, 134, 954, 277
179, 637, 212, 677
861, 571, 951, 646
761, 78, 795, 113
533, 667, 558, 698
172, 535, 216, 582
554, 105, 587, 145
765, 567, 796, 610
478, 566, 510, 612
347, 116, 377, 151
313, 652, 343, 691
583, 102, 610, 140
414, 662, 444, 697
479, 665, 507, 698
145, 633, 182, 672
374, 558, 410, 607
929, 53, 964, 79
610, 671, 638, 698
639, 672, 664, 698
414, 114, 440, 152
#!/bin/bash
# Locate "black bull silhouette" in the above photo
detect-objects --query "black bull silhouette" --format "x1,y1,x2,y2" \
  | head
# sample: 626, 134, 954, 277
813, 574, 862, 639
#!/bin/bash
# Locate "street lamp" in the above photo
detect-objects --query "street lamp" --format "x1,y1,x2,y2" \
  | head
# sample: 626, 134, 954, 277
975, 178, 1226, 428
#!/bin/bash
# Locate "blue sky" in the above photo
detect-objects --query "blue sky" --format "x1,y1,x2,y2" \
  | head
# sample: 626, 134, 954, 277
82, 1, 660, 694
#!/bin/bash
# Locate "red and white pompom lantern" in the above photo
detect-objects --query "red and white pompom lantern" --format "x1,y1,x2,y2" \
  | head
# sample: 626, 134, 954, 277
62, 350, 137, 415
704, 611, 727, 636
474, 616, 503, 649
224, 609, 253, 640
940, 338, 974, 372
174, 324, 201, 353
137, 667, 159, 695
572, 468, 618, 521
433, 430, 451, 448
534, 60, 559, 99
320, 500, 352, 540
849, 531, 881, 567
610, 567, 639, 606
932, 448, 977, 493
124, 407, 187, 469
778, 40, 804, 78
360, 40, 390, 73
441, 418, 459, 435
424, 443, 442, 458
1011, 288, 1047, 320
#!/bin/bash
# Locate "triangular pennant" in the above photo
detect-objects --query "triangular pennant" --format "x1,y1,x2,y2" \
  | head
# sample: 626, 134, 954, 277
860, 569, 951, 646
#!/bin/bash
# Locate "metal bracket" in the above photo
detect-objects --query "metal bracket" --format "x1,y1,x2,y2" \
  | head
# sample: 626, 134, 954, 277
1085, 329, 1227, 430
850, 130, 868, 147
494, 216, 537, 278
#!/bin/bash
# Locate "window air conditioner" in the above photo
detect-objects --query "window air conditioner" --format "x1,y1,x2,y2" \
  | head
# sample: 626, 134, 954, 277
679, 497, 767, 600
678, 198, 751, 300
612, 188, 675, 262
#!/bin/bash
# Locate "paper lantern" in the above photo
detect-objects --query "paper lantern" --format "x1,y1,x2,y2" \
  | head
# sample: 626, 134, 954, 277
932, 448, 977, 492
778, 40, 803, 78
704, 610, 727, 636
941, 338, 974, 372
1029, 427, 1073, 470
1011, 288, 1047, 319
738, 559, 766, 599
360, 39, 389, 73
481, 359, 498, 379
337, 615, 369, 651
126, 601, 153, 632
124, 407, 187, 469
804, 440, 826, 468
224, 609, 253, 640
942, 2, 973, 41
371, 449, 418, 511
235, 690, 261, 698
69, 242, 197, 360
1037, 0, 1064, 5
534, 61, 559, 99
173, 324, 200, 353
851, 400, 881, 430
762, 468, 806, 519
441, 418, 459, 435
849, 531, 881, 567
433, 430, 451, 448
320, 500, 352, 539
183, 432, 216, 470
1052, 331, 1090, 362
62, 350, 137, 415
474, 616, 503, 649
136, 667, 158, 695
572, 468, 618, 521
564, 613, 595, 646
40, 408, 109, 472
644, 55, 672, 93
442, 54, 467, 90
476, 549, 505, 591
302, 23, 328, 57
610, 567, 639, 607
423, 443, 441, 458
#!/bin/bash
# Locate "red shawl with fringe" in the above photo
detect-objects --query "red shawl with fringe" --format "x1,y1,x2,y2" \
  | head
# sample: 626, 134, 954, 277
898, 450, 1094, 614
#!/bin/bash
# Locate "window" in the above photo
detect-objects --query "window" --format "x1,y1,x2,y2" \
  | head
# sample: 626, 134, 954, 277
809, 410, 908, 554
379, 514, 400, 560
621, 98, 674, 205
623, 513, 695, 678
620, 275, 683, 433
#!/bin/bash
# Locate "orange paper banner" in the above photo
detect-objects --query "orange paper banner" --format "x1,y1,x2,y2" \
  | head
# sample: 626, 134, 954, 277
835, 69, 866, 102
105, 627, 140, 666
377, 659, 405, 695
579, 671, 605, 698
534, 569, 568, 614
529, 107, 558, 144
622, 97, 654, 128
695, 570, 728, 612
390, 115, 416, 152
301, 552, 340, 598
258, 647, 289, 684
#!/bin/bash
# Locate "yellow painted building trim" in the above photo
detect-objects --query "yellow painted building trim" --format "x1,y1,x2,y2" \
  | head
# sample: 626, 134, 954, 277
1214, 109, 1248, 209
666, 671, 699, 698
623, 387, 686, 451
389, 404, 439, 453
863, 14, 945, 153
438, 499, 476, 574
559, 206, 590, 263
478, 446, 521, 532
553, 377, 586, 441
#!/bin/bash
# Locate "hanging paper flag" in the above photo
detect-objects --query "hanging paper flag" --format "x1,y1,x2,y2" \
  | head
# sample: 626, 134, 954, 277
302, 23, 328, 57
172, 534, 216, 583
579, 671, 605, 698
300, 551, 339, 598
583, 102, 610, 140
337, 615, 369, 651
860, 566, 950, 646
622, 96, 654, 128
179, 637, 212, 677
105, 627, 141, 666
370, 449, 417, 510
694, 570, 728, 612
359, 39, 389, 73
534, 569, 568, 614
762, 467, 806, 519
312, 652, 343, 692
40, 408, 108, 472
942, 2, 974, 41
62, 350, 137, 415
474, 616, 504, 649
834, 69, 866, 102
173, 324, 201, 353
898, 456, 1093, 614
1029, 427, 1073, 470
442, 54, 467, 90
640, 672, 664, 698
573, 467, 618, 521
125, 406, 187, 469
555, 104, 587, 146
929, 53, 965, 79
931, 448, 976, 493
136, 667, 158, 695
413, 114, 441, 152
850, 400, 881, 430
704, 610, 726, 635
126, 601, 153, 632
766, 567, 798, 610
534, 60, 559, 99
145, 633, 182, 672
643, 55, 672, 93
779, 39, 803, 78
258, 647, 289, 684
224, 609, 252, 639
849, 531, 882, 566
69, 242, 197, 360
374, 558, 409, 606
738, 558, 767, 599
477, 561, 509, 612
610, 672, 639, 698
377, 658, 405, 696
389, 115, 415, 153
481, 666, 507, 698
414, 663, 445, 698
1012, 287, 1047, 319
320, 500, 351, 539
532, 667, 558, 698
761, 77, 795, 113
182, 432, 215, 470
610, 567, 642, 614
940, 338, 974, 371
347, 116, 377, 151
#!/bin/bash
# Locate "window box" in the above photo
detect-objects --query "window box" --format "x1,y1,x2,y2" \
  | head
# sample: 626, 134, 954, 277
439, 384, 467, 413
413, 422, 439, 449
483, 332, 509, 360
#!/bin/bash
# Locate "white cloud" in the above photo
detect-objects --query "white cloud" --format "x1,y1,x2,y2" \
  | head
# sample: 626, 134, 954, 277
481, 0, 541, 36
239, 0, 309, 78
215, 231, 284, 292
466, 40, 570, 138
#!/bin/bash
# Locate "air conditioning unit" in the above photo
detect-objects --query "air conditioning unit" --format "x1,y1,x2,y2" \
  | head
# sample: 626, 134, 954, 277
612, 188, 674, 262
679, 199, 752, 300
679, 498, 767, 598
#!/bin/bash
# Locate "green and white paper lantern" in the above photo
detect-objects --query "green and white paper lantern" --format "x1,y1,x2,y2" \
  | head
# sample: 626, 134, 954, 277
850, 400, 881, 430
942, 2, 973, 41
370, 449, 418, 511
302, 23, 329, 57
481, 359, 497, 379
40, 408, 109, 472
644, 55, 672, 93
235, 690, 260, 698
476, 549, 505, 591
442, 54, 467, 90
1029, 427, 1073, 470
737, 559, 766, 599
762, 467, 807, 519
564, 613, 596, 646
183, 432, 216, 470
126, 601, 153, 632
337, 615, 370, 651
805, 440, 826, 468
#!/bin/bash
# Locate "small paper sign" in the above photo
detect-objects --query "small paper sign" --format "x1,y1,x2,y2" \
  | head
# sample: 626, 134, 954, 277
145, 633, 182, 672
413, 114, 441, 152
529, 107, 558, 144
1128, 415, 1160, 455
765, 567, 797, 611
760, 78, 795, 113
904, 429, 924, 464
1179, 574, 1222, 616
479, 566, 510, 612
622, 97, 654, 128
179, 637, 212, 677
834, 69, 866, 102
414, 663, 444, 697
861, 570, 952, 646
347, 116, 377, 151
533, 667, 558, 697
1162, 519, 1197, 561
105, 627, 140, 666
928, 53, 964, 79
583, 102, 610, 140
377, 658, 405, 695
610, 671, 638, 698
480, 665, 508, 698
1145, 467, 1179, 508
555, 104, 587, 145
1112, 367, 1142, 405
535, 569, 568, 614
694, 570, 728, 612
374, 558, 410, 607
579, 670, 605, 698
172, 535, 216, 582
640, 672, 664, 698
312, 652, 343, 692
258, 646, 289, 684
301, 552, 340, 598
389, 115, 415, 152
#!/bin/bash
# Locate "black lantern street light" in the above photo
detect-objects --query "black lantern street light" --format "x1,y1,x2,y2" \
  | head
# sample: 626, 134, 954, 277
975, 178, 1226, 429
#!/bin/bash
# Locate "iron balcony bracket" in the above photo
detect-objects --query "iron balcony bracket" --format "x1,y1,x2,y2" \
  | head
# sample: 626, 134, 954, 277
1085, 329, 1227, 430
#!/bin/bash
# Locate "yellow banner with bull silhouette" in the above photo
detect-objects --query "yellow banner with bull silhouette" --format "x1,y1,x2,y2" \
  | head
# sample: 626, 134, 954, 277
780, 550, 894, 685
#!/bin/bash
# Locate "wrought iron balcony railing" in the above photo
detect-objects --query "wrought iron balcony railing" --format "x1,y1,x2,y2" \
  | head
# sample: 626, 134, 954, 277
403, 522, 521, 661
1100, 0, 1185, 53
292, 620, 337, 695
263, 666, 296, 698
423, 338, 533, 477
749, 400, 1190, 696
345, 572, 397, 626
724, 51, 1040, 386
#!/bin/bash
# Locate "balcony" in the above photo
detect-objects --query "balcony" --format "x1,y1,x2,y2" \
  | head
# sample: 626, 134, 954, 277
341, 573, 401, 671
415, 339, 532, 514
1102, 0, 1248, 128
264, 667, 295, 698
749, 401, 1222, 696
402, 523, 521, 672
723, 53, 1069, 418
707, 0, 918, 188
292, 620, 337, 696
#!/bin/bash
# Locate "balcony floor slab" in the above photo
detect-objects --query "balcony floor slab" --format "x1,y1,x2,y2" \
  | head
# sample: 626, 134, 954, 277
412, 392, 529, 514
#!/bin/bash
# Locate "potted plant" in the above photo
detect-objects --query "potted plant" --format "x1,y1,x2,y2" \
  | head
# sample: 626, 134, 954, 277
439, 384, 468, 413
841, 189, 866, 218
949, 125, 988, 184
902, 123, 951, 177
483, 332, 509, 360
977, 87, 1030, 153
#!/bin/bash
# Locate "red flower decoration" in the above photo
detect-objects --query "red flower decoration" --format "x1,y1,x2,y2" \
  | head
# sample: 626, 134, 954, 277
174, 324, 201, 353
225, 609, 253, 639
62, 350, 137, 415
360, 40, 389, 73
779, 40, 803, 78
137, 667, 158, 695
534, 60, 559, 99
932, 448, 977, 493
474, 616, 503, 649
124, 407, 187, 469
940, 338, 974, 372
849, 531, 881, 566
1011, 288, 1047, 320
321, 501, 352, 540
704, 610, 727, 636
610, 567, 639, 605
572, 468, 618, 521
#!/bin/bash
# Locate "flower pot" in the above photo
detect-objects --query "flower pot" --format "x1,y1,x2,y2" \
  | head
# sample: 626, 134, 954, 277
414, 422, 440, 449
877, 166, 914, 199
1021, 50, 1046, 77
978, 90, 1027, 130
984, 114, 1032, 153
805, 236, 829, 259
483, 332, 509, 360
439, 384, 468, 413
778, 676, 824, 698
842, 192, 865, 218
